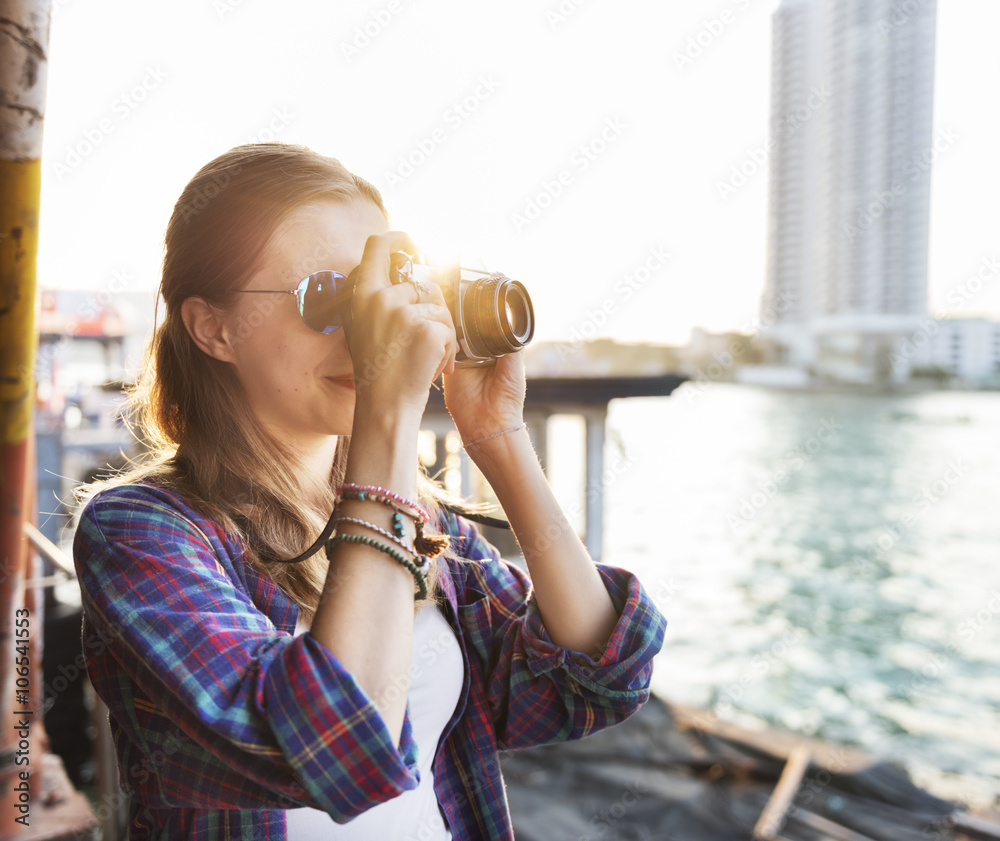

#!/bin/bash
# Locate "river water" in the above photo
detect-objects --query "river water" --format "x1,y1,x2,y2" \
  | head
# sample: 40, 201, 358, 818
550, 382, 1000, 809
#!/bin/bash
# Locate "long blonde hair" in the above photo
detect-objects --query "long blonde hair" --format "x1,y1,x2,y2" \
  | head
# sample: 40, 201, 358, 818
99, 143, 450, 620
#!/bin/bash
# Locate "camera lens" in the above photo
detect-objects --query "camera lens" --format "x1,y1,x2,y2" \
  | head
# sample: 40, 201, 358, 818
462, 275, 534, 359
503, 284, 532, 343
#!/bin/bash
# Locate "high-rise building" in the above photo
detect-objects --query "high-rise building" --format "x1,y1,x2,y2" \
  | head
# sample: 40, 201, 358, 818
759, 0, 938, 382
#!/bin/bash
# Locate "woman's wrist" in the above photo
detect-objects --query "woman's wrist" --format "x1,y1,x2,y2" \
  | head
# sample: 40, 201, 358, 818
346, 404, 422, 500
353, 394, 424, 434
463, 423, 537, 489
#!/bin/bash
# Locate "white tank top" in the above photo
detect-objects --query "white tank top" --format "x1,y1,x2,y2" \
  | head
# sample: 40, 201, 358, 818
285, 602, 463, 839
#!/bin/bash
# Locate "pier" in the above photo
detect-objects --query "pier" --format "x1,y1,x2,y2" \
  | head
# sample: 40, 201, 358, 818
422, 373, 687, 561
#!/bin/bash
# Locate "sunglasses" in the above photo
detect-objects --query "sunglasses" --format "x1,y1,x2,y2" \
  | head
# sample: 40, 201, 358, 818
235, 271, 351, 334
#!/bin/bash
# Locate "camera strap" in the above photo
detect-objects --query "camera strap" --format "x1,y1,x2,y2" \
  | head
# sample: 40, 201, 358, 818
258, 502, 511, 564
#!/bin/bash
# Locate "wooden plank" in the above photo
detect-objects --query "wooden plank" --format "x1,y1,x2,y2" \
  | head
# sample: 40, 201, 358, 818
23, 521, 76, 577
671, 702, 873, 773
791, 808, 879, 841
753, 745, 811, 840
18, 755, 99, 841
949, 812, 1000, 841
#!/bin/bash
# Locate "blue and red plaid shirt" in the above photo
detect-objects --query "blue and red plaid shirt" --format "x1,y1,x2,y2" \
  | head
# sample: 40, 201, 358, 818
73, 482, 666, 839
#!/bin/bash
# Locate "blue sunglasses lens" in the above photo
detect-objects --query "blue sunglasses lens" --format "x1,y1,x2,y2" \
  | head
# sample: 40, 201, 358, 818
298, 271, 349, 334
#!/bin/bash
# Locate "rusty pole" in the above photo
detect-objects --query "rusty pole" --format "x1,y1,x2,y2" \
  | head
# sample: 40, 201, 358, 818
1, 0, 50, 833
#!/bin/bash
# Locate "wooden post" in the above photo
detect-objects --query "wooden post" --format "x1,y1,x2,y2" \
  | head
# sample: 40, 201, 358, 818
524, 411, 547, 472
583, 407, 606, 563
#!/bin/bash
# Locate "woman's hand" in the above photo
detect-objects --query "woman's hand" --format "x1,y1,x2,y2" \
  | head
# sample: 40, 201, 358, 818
442, 350, 526, 447
321, 231, 459, 745
446, 352, 620, 657
346, 232, 460, 418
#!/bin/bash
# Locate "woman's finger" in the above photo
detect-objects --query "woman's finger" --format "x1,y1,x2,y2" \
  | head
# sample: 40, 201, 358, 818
406, 300, 455, 329
369, 277, 449, 315
414, 279, 447, 308
351, 231, 419, 296
408, 302, 460, 365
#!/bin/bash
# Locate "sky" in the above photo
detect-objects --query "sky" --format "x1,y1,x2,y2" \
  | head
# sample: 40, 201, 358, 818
37, 0, 1000, 347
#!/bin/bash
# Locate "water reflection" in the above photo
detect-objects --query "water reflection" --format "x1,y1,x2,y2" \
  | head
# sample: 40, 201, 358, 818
604, 383, 1000, 807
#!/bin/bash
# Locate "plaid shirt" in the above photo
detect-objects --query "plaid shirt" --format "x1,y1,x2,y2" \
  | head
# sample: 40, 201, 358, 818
73, 482, 666, 840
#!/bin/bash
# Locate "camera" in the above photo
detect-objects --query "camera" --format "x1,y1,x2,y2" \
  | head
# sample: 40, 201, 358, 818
389, 252, 534, 366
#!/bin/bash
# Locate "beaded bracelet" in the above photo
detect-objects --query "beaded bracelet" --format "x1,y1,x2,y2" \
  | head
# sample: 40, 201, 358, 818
327, 532, 428, 600
338, 484, 426, 524
332, 515, 429, 573
337, 485, 449, 558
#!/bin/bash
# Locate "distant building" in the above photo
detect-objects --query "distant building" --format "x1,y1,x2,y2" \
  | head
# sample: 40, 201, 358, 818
759, 0, 938, 383
524, 339, 683, 378
35, 288, 156, 418
681, 327, 764, 379
902, 317, 1000, 384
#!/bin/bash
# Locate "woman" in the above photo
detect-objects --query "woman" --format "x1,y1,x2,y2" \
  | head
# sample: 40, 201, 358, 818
73, 142, 667, 839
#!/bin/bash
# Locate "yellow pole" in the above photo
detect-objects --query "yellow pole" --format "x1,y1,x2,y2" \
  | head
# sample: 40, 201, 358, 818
1, 2, 49, 833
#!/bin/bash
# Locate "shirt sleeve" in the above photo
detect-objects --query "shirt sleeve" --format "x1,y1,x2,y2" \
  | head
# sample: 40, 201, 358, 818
73, 486, 420, 821
441, 510, 667, 750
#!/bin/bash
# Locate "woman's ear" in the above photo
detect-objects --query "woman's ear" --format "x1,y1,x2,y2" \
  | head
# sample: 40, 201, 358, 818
180, 297, 237, 363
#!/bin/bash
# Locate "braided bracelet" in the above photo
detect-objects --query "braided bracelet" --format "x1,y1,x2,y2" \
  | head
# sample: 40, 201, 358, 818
462, 423, 527, 450
337, 485, 449, 558
333, 515, 429, 573
327, 532, 428, 600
